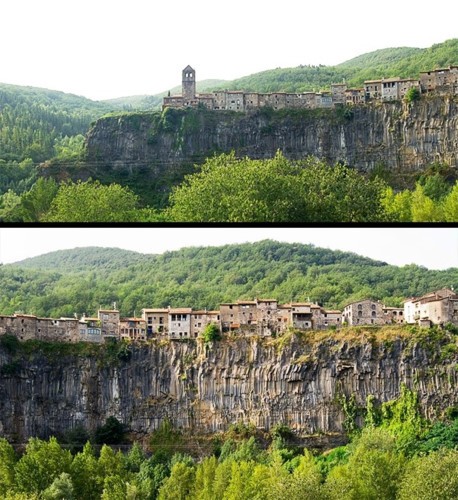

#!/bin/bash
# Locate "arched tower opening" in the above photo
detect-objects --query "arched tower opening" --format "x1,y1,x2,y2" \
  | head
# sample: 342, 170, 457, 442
182, 65, 196, 102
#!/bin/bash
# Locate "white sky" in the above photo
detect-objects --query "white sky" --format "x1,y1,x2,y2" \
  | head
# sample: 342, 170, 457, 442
0, 227, 457, 270
1, 0, 457, 100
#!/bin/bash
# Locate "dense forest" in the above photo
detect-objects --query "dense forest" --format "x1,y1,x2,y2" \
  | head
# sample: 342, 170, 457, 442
1, 241, 457, 319
1, 39, 457, 222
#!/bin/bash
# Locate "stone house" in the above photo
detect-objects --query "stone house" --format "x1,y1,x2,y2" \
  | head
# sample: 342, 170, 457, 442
364, 80, 383, 100
342, 299, 385, 326
345, 88, 365, 105
142, 308, 169, 337
169, 308, 193, 339
290, 303, 314, 330
331, 83, 347, 105
404, 288, 458, 326
321, 309, 342, 329
78, 317, 103, 343
381, 78, 401, 101
382, 306, 404, 324
119, 317, 147, 341
398, 79, 420, 99
420, 67, 458, 93
98, 309, 120, 338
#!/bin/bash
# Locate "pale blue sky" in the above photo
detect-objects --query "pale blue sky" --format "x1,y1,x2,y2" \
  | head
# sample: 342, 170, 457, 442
1, 0, 457, 100
0, 228, 457, 270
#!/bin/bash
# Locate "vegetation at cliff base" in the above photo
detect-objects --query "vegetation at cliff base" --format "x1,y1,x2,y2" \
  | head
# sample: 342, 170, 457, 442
1, 388, 458, 498
3, 150, 457, 222
167, 152, 387, 222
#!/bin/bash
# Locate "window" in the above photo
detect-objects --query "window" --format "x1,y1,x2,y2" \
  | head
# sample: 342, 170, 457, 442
372, 311, 376, 317
358, 311, 362, 318
357, 304, 362, 310
371, 304, 376, 310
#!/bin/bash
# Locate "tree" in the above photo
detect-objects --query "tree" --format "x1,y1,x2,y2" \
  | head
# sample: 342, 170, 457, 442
70, 442, 101, 500
42, 472, 75, 500
43, 179, 141, 222
441, 183, 458, 221
201, 323, 221, 343
20, 177, 58, 222
0, 438, 17, 495
410, 183, 439, 222
325, 428, 405, 500
0, 190, 24, 222
398, 449, 458, 500
404, 86, 421, 103
94, 416, 126, 445
167, 152, 388, 222
14, 437, 73, 495
157, 462, 195, 500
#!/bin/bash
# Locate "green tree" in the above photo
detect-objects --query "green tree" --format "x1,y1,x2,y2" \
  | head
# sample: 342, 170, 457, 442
404, 86, 421, 103
0, 438, 18, 495
14, 437, 73, 495
43, 180, 141, 222
101, 475, 127, 500
325, 428, 405, 500
411, 183, 440, 221
20, 177, 58, 222
42, 472, 75, 500
157, 462, 195, 500
168, 152, 387, 222
70, 442, 101, 500
201, 323, 221, 343
94, 416, 127, 445
0, 190, 24, 222
398, 449, 458, 500
441, 183, 458, 221
381, 187, 412, 222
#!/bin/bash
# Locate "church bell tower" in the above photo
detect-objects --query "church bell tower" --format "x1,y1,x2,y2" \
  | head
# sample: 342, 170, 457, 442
182, 65, 196, 102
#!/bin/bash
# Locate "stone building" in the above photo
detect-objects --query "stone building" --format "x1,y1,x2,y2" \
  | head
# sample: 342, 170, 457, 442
331, 83, 347, 105
342, 299, 385, 326
119, 317, 147, 341
169, 308, 193, 339
345, 88, 365, 105
404, 288, 458, 327
98, 309, 120, 338
142, 308, 169, 337
420, 67, 458, 93
382, 306, 404, 324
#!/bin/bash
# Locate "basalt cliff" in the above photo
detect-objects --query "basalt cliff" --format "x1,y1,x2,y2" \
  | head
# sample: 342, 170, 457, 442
1, 331, 457, 442
41, 95, 458, 204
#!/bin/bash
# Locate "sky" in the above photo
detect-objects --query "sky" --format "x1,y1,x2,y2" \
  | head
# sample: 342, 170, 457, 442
0, 227, 457, 271
1, 0, 457, 100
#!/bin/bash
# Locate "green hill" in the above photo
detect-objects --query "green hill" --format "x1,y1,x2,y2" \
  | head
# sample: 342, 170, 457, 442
214, 39, 458, 93
1, 240, 457, 319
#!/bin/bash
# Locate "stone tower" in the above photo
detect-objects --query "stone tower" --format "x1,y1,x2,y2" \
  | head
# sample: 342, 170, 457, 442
182, 65, 196, 102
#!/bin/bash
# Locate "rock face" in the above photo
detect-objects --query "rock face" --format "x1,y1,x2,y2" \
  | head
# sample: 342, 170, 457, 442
84, 96, 458, 176
0, 335, 457, 442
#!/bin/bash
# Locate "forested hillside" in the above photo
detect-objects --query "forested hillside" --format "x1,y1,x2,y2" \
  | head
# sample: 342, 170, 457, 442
217, 39, 458, 93
1, 241, 457, 318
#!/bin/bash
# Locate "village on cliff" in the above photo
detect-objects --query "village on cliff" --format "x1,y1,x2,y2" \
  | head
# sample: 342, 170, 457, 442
163, 65, 458, 111
0, 288, 457, 344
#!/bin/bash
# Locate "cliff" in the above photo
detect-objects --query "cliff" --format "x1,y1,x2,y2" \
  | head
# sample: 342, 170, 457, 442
1, 328, 457, 442
41, 96, 458, 205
